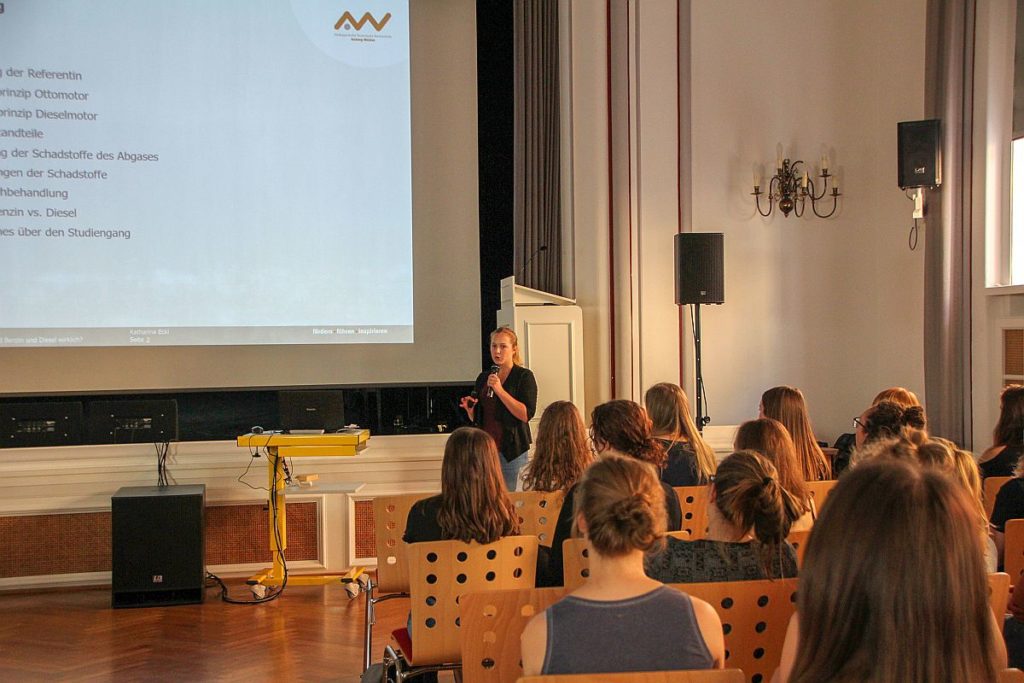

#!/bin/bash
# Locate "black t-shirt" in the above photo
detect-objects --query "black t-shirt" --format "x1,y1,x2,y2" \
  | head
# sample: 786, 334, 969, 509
981, 445, 1024, 479
403, 495, 445, 544
658, 439, 704, 487
991, 478, 1024, 533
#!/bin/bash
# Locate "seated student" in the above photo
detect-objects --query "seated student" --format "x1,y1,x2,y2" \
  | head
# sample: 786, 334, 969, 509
644, 382, 717, 486
760, 386, 831, 481
521, 454, 725, 676
775, 457, 1006, 682
989, 457, 1024, 565
646, 450, 800, 583
404, 426, 520, 544
520, 400, 592, 493
734, 419, 815, 531
979, 384, 1024, 478
543, 400, 684, 586
853, 399, 927, 450
833, 387, 923, 475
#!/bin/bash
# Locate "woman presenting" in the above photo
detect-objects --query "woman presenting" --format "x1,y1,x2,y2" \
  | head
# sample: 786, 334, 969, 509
460, 326, 538, 491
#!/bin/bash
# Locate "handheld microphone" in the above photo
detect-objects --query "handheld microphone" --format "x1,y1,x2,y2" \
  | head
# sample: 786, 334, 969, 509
488, 364, 499, 398
518, 245, 548, 281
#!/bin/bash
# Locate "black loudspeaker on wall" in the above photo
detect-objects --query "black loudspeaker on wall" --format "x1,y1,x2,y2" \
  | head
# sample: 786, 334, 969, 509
897, 119, 941, 190
111, 484, 205, 608
675, 233, 724, 305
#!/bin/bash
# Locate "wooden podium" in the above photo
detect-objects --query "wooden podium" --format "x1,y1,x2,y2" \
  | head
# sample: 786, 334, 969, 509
496, 276, 585, 420
235, 430, 369, 592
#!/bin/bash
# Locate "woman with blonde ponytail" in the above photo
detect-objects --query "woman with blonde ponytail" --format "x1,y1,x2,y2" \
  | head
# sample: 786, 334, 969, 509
644, 382, 717, 486
521, 455, 724, 676
646, 450, 800, 583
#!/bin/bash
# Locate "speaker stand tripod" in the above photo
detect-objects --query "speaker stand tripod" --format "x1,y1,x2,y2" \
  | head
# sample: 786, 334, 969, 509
693, 303, 711, 432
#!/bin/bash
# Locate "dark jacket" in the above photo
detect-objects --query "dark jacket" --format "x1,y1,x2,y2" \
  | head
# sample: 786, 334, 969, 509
473, 364, 538, 462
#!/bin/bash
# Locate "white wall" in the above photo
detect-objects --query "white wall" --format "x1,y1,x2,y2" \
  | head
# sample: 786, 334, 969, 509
688, 0, 927, 441
568, 1, 928, 442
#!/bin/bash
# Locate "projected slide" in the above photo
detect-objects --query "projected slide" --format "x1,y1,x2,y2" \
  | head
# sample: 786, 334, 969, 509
0, 0, 412, 347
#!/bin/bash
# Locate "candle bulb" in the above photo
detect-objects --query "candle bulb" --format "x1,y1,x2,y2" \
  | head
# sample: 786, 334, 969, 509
801, 171, 808, 188
821, 154, 829, 171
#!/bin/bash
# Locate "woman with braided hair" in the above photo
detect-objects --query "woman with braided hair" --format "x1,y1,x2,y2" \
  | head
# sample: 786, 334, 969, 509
521, 454, 724, 675
646, 450, 800, 583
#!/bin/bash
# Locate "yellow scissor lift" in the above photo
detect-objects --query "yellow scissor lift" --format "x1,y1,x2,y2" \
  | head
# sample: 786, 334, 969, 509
236, 430, 370, 595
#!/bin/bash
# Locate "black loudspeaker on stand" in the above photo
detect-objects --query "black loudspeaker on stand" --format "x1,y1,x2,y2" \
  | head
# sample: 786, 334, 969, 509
675, 233, 724, 431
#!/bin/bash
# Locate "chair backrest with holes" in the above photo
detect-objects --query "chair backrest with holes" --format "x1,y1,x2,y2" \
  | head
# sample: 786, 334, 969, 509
516, 670, 746, 683
989, 572, 1010, 618
1006, 521, 1024, 588
786, 529, 811, 568
673, 485, 710, 539
460, 586, 569, 683
407, 536, 539, 665
373, 493, 434, 593
509, 491, 566, 547
561, 537, 590, 591
985, 476, 1013, 519
805, 480, 837, 516
671, 577, 799, 683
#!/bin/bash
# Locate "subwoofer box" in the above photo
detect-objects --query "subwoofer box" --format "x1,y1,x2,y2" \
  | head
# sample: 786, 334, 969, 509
111, 484, 205, 608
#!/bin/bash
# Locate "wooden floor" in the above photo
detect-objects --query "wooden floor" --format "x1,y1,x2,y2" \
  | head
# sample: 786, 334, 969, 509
0, 579, 445, 682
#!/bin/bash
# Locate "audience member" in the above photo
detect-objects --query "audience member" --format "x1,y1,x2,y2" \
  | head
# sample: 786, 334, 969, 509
521, 400, 592, 493
979, 385, 1024, 478
776, 457, 1006, 682
937, 438, 998, 572
853, 399, 926, 448
403, 427, 519, 544
833, 386, 924, 476
734, 418, 814, 531
646, 450, 800, 583
760, 386, 831, 480
542, 400, 683, 587
644, 382, 717, 486
520, 454, 725, 675
989, 457, 1024, 565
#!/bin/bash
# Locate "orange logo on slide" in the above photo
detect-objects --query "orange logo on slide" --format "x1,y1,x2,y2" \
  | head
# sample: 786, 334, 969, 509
334, 11, 392, 31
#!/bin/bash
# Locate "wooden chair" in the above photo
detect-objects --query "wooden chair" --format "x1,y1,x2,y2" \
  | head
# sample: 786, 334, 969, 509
990, 572, 1011, 618
673, 578, 798, 683
517, 671, 746, 683
786, 529, 810, 568
562, 533, 687, 592
509, 490, 566, 547
461, 586, 569, 683
362, 493, 433, 671
986, 476, 1013, 519
1005, 520, 1024, 588
462, 578, 794, 683
805, 480, 838, 516
383, 536, 539, 682
674, 485, 711, 539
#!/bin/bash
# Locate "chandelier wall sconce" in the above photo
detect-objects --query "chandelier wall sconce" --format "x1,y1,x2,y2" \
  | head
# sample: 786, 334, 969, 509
752, 155, 841, 218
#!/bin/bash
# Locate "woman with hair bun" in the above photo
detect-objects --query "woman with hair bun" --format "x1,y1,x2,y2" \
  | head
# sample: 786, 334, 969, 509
734, 418, 814, 531
520, 454, 725, 676
776, 457, 1005, 682
852, 399, 927, 451
541, 400, 683, 587
646, 450, 800, 583
760, 386, 831, 481
979, 385, 1024, 478
644, 382, 717, 486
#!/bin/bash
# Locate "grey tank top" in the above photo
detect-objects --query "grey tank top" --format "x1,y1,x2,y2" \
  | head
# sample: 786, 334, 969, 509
541, 586, 715, 674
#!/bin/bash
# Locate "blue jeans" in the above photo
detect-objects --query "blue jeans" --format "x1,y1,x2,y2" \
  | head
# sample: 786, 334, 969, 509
501, 450, 529, 491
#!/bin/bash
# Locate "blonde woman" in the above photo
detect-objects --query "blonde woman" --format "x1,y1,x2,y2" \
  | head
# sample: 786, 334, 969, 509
460, 326, 538, 490
644, 382, 716, 486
